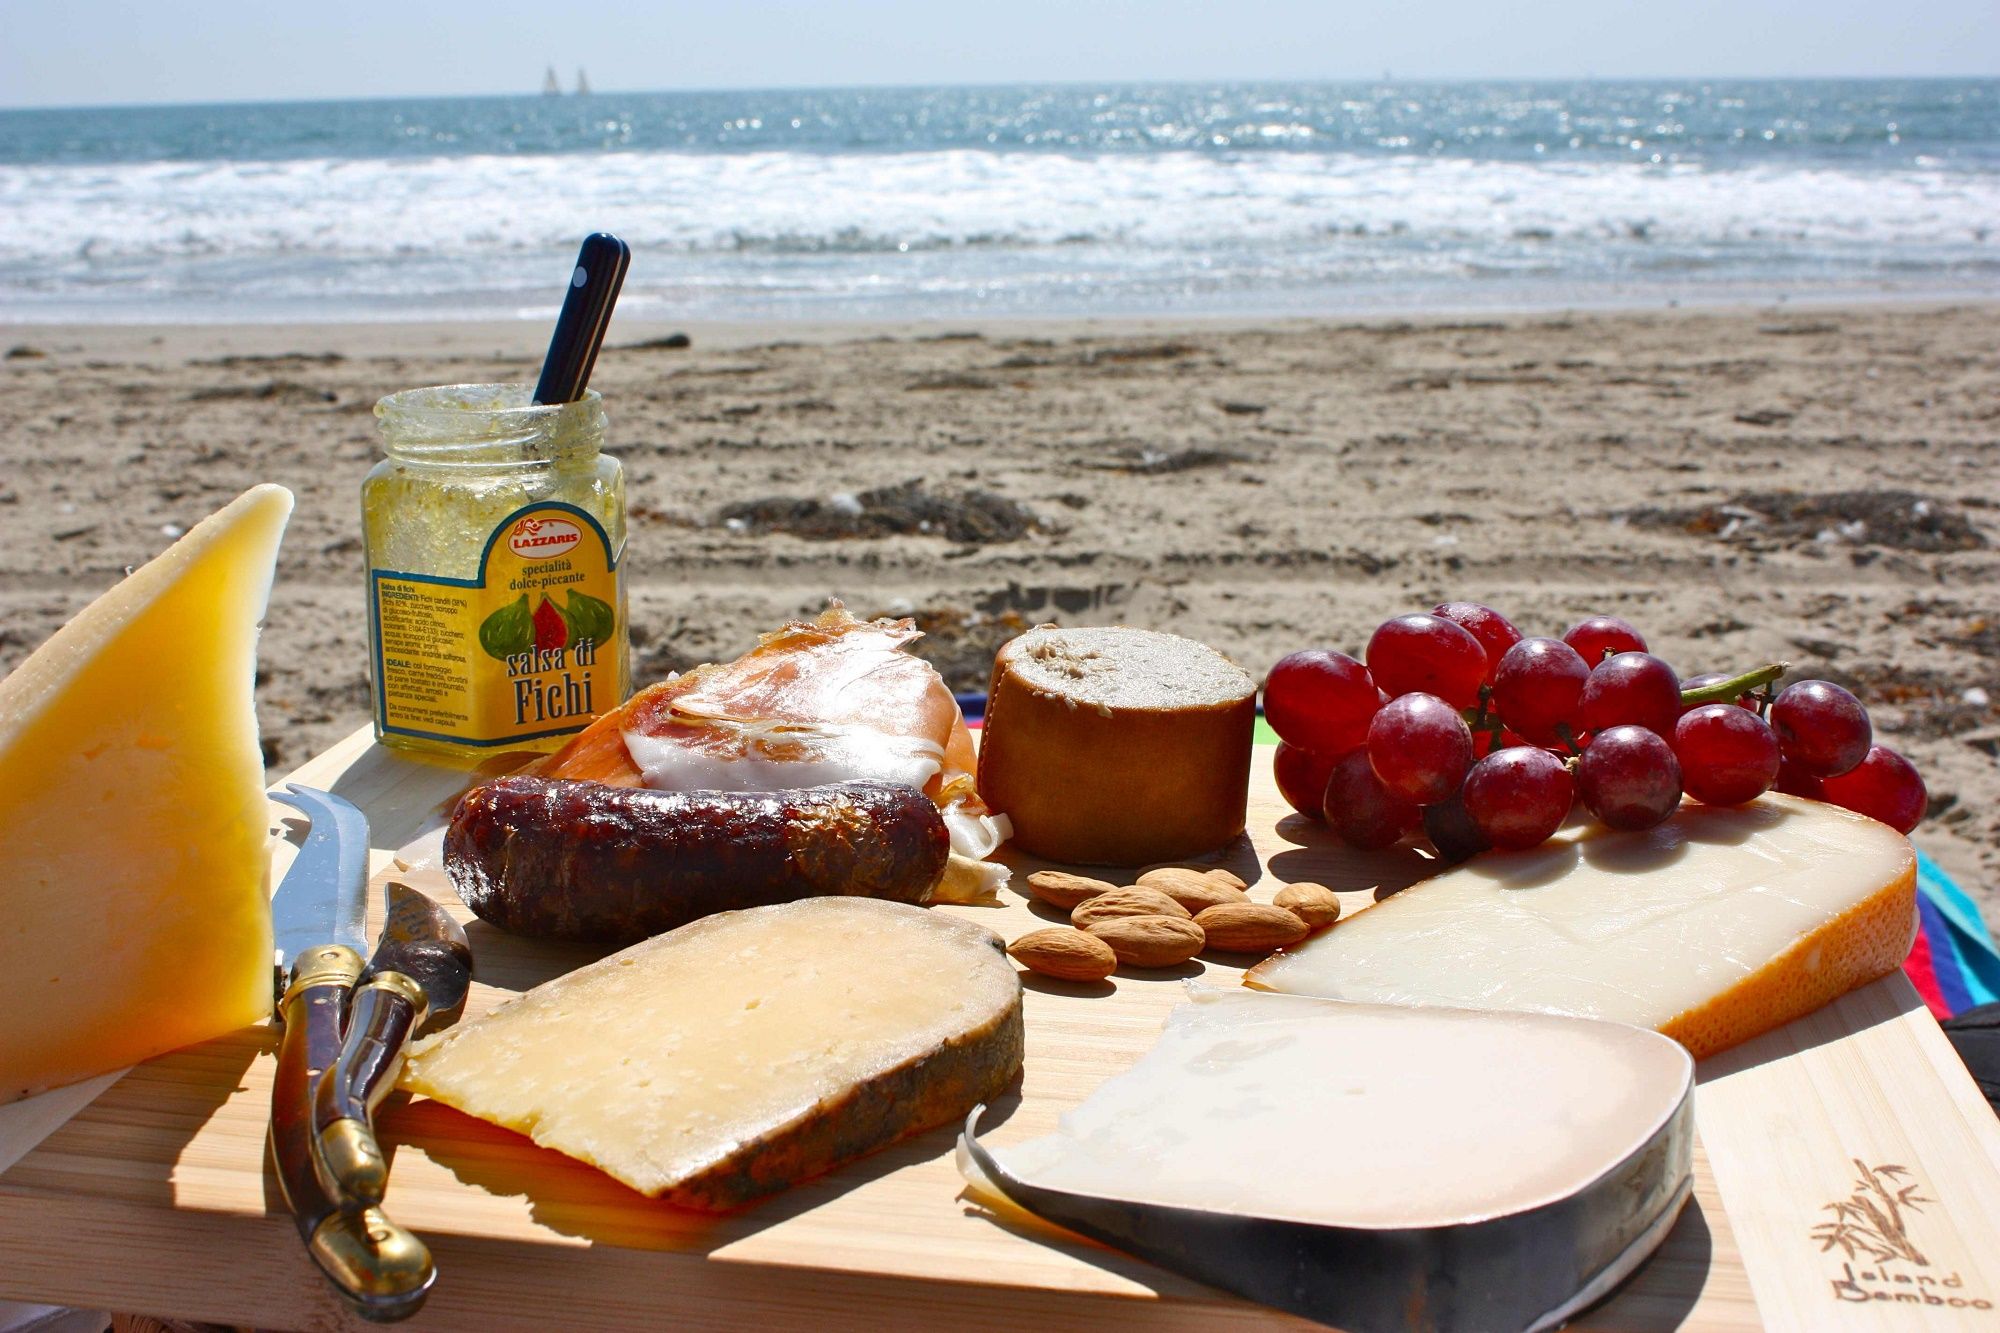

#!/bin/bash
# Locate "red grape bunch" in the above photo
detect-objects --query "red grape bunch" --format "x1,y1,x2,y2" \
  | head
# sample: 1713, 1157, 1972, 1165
1265, 604, 1928, 863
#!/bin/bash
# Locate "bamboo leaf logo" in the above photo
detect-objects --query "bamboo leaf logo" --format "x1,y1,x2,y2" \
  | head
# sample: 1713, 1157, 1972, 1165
1810, 1162, 1932, 1268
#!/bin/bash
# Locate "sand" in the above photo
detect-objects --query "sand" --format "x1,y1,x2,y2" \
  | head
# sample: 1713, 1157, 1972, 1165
2, 304, 1995, 915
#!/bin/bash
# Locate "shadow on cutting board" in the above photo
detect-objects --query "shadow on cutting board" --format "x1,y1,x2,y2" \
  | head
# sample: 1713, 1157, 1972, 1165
1266, 817, 1436, 900
6, 1030, 267, 1212
1573, 1194, 1716, 1330
379, 1080, 1045, 1259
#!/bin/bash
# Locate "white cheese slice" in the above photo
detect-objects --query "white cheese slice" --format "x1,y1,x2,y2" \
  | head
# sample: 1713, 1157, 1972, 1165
958, 990, 1692, 1331
1249, 794, 1917, 1058
402, 897, 1023, 1209
968, 989, 1691, 1229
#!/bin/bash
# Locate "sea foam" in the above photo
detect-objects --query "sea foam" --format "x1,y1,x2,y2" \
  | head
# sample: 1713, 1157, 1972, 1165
2, 115, 1995, 319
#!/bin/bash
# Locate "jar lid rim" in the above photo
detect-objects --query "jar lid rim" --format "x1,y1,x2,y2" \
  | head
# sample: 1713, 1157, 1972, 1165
375, 382, 603, 424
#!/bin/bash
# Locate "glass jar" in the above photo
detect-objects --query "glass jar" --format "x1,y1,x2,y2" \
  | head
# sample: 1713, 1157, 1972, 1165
363, 383, 628, 760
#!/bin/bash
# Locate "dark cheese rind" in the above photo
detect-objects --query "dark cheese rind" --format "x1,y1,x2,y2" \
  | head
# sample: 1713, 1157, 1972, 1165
963, 1099, 1691, 1332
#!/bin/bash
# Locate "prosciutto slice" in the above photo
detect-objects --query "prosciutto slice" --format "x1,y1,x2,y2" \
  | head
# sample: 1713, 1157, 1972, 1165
538, 605, 1008, 896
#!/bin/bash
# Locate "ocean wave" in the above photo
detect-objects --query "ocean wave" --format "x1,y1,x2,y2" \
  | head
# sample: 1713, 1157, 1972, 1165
0, 147, 1994, 318
3, 148, 1995, 263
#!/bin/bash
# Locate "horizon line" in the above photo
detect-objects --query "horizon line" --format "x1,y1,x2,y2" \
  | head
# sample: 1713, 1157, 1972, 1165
4, 70, 1996, 116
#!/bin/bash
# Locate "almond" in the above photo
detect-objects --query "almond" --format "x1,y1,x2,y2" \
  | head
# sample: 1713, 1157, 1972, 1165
1025, 870, 1118, 912
1273, 881, 1342, 930
1007, 927, 1117, 982
1086, 914, 1207, 969
1204, 868, 1249, 893
1136, 867, 1249, 913
1072, 886, 1192, 928
1195, 902, 1309, 954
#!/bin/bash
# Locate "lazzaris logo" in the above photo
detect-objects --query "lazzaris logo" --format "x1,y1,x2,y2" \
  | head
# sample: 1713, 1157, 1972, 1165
1815, 1161, 1992, 1310
508, 516, 582, 558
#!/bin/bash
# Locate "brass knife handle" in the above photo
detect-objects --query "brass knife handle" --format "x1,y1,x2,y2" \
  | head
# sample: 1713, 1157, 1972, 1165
312, 969, 427, 1206
271, 947, 435, 1323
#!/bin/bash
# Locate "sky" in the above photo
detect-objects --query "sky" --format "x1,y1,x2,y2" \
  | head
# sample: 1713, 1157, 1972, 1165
1, 0, 1996, 109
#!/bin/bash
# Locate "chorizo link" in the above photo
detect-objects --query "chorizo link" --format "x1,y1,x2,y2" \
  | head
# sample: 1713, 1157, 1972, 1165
445, 777, 950, 944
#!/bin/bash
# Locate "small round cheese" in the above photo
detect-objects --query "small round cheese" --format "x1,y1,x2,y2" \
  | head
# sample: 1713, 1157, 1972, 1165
978, 626, 1255, 866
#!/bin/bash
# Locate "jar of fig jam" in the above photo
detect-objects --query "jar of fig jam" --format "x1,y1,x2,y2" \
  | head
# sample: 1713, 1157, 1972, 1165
363, 383, 628, 759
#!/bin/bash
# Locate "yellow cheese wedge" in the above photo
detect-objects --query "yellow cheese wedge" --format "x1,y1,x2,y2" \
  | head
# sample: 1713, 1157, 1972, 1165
402, 897, 1024, 1209
0, 485, 293, 1102
1248, 794, 1916, 1059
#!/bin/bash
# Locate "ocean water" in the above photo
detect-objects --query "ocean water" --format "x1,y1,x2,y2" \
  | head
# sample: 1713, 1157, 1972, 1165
1, 80, 1996, 323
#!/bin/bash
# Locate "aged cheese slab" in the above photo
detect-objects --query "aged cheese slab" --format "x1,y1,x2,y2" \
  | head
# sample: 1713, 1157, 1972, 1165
401, 897, 1024, 1209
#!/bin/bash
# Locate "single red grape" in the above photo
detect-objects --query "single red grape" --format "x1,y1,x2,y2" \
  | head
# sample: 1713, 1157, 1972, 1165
1422, 790, 1490, 864
1579, 652, 1682, 738
1820, 746, 1927, 834
1575, 725, 1682, 831
1273, 741, 1339, 821
1674, 704, 1781, 806
1564, 614, 1647, 665
1769, 679, 1872, 777
1365, 613, 1488, 708
1462, 747, 1575, 849
1323, 748, 1420, 849
1774, 755, 1824, 799
1490, 637, 1590, 746
1263, 650, 1381, 754
1681, 672, 1759, 712
1431, 602, 1523, 684
1366, 692, 1474, 805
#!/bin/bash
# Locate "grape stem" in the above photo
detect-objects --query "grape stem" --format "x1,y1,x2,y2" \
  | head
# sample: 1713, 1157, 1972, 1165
1679, 662, 1789, 708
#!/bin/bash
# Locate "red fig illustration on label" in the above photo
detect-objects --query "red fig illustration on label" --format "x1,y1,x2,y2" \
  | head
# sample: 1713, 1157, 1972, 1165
533, 595, 569, 652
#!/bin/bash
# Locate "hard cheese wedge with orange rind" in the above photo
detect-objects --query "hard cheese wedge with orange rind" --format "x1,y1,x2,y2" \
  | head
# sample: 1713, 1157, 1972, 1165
1249, 793, 1916, 1059
0, 485, 293, 1102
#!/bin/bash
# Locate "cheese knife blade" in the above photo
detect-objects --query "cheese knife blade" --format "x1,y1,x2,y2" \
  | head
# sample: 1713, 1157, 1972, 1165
311, 881, 473, 1207
269, 783, 369, 1000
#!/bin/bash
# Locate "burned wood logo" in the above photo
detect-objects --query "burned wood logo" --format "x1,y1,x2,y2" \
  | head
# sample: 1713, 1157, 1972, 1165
1816, 1161, 1993, 1310
1813, 1160, 1932, 1265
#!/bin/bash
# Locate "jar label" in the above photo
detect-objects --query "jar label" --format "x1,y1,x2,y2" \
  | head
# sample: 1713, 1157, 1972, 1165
370, 503, 624, 746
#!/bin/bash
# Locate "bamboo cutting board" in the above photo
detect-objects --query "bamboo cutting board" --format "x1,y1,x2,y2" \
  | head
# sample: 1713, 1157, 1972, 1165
0, 728, 1996, 1331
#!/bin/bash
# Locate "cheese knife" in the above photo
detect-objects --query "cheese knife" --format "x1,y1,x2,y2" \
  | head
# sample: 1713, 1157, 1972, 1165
268, 784, 435, 1322
311, 880, 473, 1206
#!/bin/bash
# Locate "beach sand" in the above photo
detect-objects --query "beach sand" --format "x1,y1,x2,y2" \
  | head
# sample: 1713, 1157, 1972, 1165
2, 304, 1995, 914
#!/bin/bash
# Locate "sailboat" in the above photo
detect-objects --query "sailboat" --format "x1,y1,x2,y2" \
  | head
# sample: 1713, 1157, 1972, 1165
576, 68, 592, 95
542, 65, 561, 96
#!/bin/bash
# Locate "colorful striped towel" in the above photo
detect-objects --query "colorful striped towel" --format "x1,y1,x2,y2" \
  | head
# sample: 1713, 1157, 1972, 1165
1907, 852, 2000, 1020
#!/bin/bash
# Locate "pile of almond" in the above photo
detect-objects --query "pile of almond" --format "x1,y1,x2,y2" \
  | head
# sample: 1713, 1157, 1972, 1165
1007, 867, 1342, 983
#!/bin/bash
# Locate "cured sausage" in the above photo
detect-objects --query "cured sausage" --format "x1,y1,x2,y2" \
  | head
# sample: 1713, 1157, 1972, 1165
445, 777, 950, 944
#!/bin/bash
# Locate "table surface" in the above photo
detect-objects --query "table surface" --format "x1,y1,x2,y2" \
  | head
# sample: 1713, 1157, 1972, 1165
2, 727, 1999, 1332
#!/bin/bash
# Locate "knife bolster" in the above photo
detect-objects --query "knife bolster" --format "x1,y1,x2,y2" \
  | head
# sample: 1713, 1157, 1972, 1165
313, 969, 426, 1205
281, 946, 366, 1019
